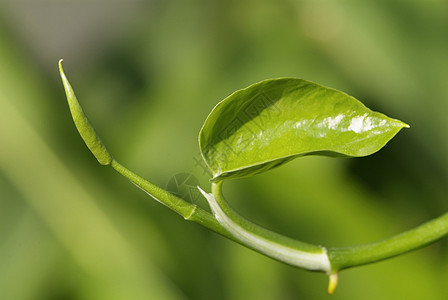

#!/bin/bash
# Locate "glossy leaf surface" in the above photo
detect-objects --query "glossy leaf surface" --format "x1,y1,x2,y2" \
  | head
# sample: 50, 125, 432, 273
199, 78, 408, 181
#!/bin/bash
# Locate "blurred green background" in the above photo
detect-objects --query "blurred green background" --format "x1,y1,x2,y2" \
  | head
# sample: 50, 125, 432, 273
1, 1, 448, 299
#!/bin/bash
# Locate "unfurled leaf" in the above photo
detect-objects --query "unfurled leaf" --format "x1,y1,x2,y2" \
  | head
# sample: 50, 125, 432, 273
199, 78, 408, 181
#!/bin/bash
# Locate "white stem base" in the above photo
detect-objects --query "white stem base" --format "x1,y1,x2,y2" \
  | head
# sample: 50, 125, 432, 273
198, 187, 331, 272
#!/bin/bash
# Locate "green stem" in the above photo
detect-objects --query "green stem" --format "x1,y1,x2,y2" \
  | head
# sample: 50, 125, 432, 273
110, 160, 233, 240
198, 181, 331, 272
328, 212, 448, 271
111, 163, 448, 280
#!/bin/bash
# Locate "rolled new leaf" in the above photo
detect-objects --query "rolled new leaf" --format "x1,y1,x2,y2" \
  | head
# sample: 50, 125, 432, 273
59, 60, 112, 165
199, 78, 408, 181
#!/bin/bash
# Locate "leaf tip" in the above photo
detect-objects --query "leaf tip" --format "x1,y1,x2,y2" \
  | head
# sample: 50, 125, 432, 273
395, 117, 410, 129
197, 185, 207, 195
58, 59, 66, 78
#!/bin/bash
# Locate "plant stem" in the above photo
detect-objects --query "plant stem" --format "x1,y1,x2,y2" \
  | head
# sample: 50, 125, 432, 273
198, 181, 331, 272
328, 212, 448, 271
110, 160, 235, 241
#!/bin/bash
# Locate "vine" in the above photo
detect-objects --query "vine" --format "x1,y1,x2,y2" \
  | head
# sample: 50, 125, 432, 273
59, 59, 448, 294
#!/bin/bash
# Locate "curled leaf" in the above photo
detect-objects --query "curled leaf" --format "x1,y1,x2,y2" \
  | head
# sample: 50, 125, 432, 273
59, 59, 112, 165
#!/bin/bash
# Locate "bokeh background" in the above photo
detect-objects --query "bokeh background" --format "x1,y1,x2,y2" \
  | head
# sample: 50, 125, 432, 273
1, 1, 448, 299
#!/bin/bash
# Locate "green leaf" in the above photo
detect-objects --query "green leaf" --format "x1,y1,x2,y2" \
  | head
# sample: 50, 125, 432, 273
199, 78, 408, 181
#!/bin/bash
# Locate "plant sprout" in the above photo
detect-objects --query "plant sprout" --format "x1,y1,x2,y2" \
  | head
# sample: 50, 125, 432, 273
59, 59, 448, 294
